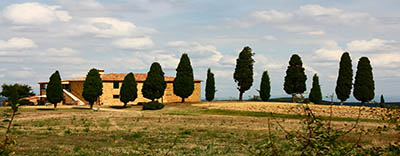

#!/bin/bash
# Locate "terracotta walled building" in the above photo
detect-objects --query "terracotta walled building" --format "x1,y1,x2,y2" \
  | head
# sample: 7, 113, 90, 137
39, 69, 201, 106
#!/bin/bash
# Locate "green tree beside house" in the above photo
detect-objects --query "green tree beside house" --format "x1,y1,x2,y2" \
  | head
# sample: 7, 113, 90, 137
142, 62, 167, 102
82, 68, 103, 109
173, 53, 194, 103
120, 72, 137, 108
46, 71, 64, 110
205, 68, 216, 101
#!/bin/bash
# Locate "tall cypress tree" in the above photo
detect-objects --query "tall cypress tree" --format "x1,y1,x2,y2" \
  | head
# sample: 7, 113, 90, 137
284, 54, 307, 103
353, 57, 374, 103
46, 71, 63, 110
309, 74, 322, 104
142, 62, 167, 101
173, 53, 194, 103
120, 72, 137, 108
258, 70, 271, 101
233, 46, 255, 101
335, 52, 353, 105
82, 68, 103, 109
205, 68, 216, 101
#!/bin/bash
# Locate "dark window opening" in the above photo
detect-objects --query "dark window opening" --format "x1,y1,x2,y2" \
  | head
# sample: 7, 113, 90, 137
113, 82, 119, 89
113, 95, 119, 99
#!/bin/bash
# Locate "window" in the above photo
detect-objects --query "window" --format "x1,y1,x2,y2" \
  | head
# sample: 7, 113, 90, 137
113, 82, 119, 89
113, 95, 119, 99
41, 84, 47, 89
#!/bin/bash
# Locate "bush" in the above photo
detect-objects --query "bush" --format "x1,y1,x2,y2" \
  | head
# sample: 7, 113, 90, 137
142, 101, 164, 110
19, 99, 33, 105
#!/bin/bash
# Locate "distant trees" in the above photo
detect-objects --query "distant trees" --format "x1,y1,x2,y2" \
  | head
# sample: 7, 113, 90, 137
335, 52, 353, 105
309, 74, 322, 104
258, 70, 271, 101
284, 54, 307, 103
353, 57, 375, 103
379, 94, 385, 108
82, 68, 103, 109
46, 71, 64, 110
0, 84, 35, 103
173, 53, 194, 103
233, 46, 255, 101
120, 73, 137, 108
205, 68, 216, 101
142, 62, 167, 102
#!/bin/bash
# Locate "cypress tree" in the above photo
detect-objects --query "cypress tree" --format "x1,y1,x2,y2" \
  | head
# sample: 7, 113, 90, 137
46, 71, 64, 110
120, 73, 137, 108
233, 46, 255, 101
379, 94, 385, 108
82, 68, 103, 109
309, 74, 322, 104
353, 57, 375, 103
258, 70, 271, 101
335, 52, 353, 105
284, 54, 307, 103
142, 62, 167, 101
173, 53, 194, 103
205, 68, 216, 101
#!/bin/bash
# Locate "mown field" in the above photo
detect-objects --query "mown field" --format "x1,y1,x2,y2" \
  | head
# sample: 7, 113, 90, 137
0, 102, 399, 155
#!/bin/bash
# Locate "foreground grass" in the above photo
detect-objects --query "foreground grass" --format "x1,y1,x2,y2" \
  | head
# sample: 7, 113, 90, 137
0, 103, 397, 155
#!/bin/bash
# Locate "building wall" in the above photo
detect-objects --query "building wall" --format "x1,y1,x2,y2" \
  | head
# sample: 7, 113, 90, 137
69, 81, 88, 104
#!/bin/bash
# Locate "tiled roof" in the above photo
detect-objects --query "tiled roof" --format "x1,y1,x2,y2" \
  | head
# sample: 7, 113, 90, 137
39, 73, 201, 83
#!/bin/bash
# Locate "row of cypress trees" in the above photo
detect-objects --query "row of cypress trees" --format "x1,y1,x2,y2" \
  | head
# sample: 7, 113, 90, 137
231, 46, 375, 104
46, 53, 199, 109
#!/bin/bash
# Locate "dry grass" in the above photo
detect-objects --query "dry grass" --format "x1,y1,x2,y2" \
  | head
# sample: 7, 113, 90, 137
194, 101, 387, 119
0, 102, 397, 155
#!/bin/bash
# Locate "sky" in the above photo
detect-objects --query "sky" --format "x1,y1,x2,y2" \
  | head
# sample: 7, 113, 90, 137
0, 0, 399, 102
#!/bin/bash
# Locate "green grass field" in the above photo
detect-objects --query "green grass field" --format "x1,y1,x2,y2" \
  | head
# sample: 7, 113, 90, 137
0, 102, 398, 155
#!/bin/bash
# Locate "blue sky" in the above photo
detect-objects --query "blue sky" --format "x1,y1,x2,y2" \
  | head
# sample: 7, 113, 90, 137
0, 0, 399, 101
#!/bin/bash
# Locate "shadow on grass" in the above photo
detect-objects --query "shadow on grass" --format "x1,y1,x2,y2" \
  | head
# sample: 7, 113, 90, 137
109, 105, 131, 109
71, 107, 91, 110
36, 108, 55, 111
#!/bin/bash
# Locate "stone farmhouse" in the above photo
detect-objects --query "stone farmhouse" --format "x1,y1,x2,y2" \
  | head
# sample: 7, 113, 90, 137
39, 69, 201, 106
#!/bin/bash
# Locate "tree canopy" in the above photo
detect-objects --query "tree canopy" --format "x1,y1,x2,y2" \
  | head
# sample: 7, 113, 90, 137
259, 70, 271, 101
0, 84, 35, 100
353, 57, 374, 103
82, 68, 103, 109
205, 68, 216, 101
173, 53, 194, 103
120, 72, 138, 107
46, 71, 64, 110
309, 74, 322, 104
233, 46, 255, 101
283, 54, 307, 102
335, 52, 353, 105
142, 62, 167, 101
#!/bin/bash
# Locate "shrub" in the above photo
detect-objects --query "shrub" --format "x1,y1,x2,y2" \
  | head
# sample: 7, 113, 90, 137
142, 101, 164, 110
19, 99, 33, 105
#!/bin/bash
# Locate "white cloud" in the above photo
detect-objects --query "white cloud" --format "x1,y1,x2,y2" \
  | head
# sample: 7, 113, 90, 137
0, 37, 37, 50
76, 17, 155, 38
251, 10, 293, 23
45, 48, 80, 56
347, 38, 395, 52
112, 37, 154, 49
57, 0, 104, 10
370, 53, 400, 67
306, 31, 325, 35
167, 41, 223, 67
3, 2, 71, 25
314, 40, 344, 60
